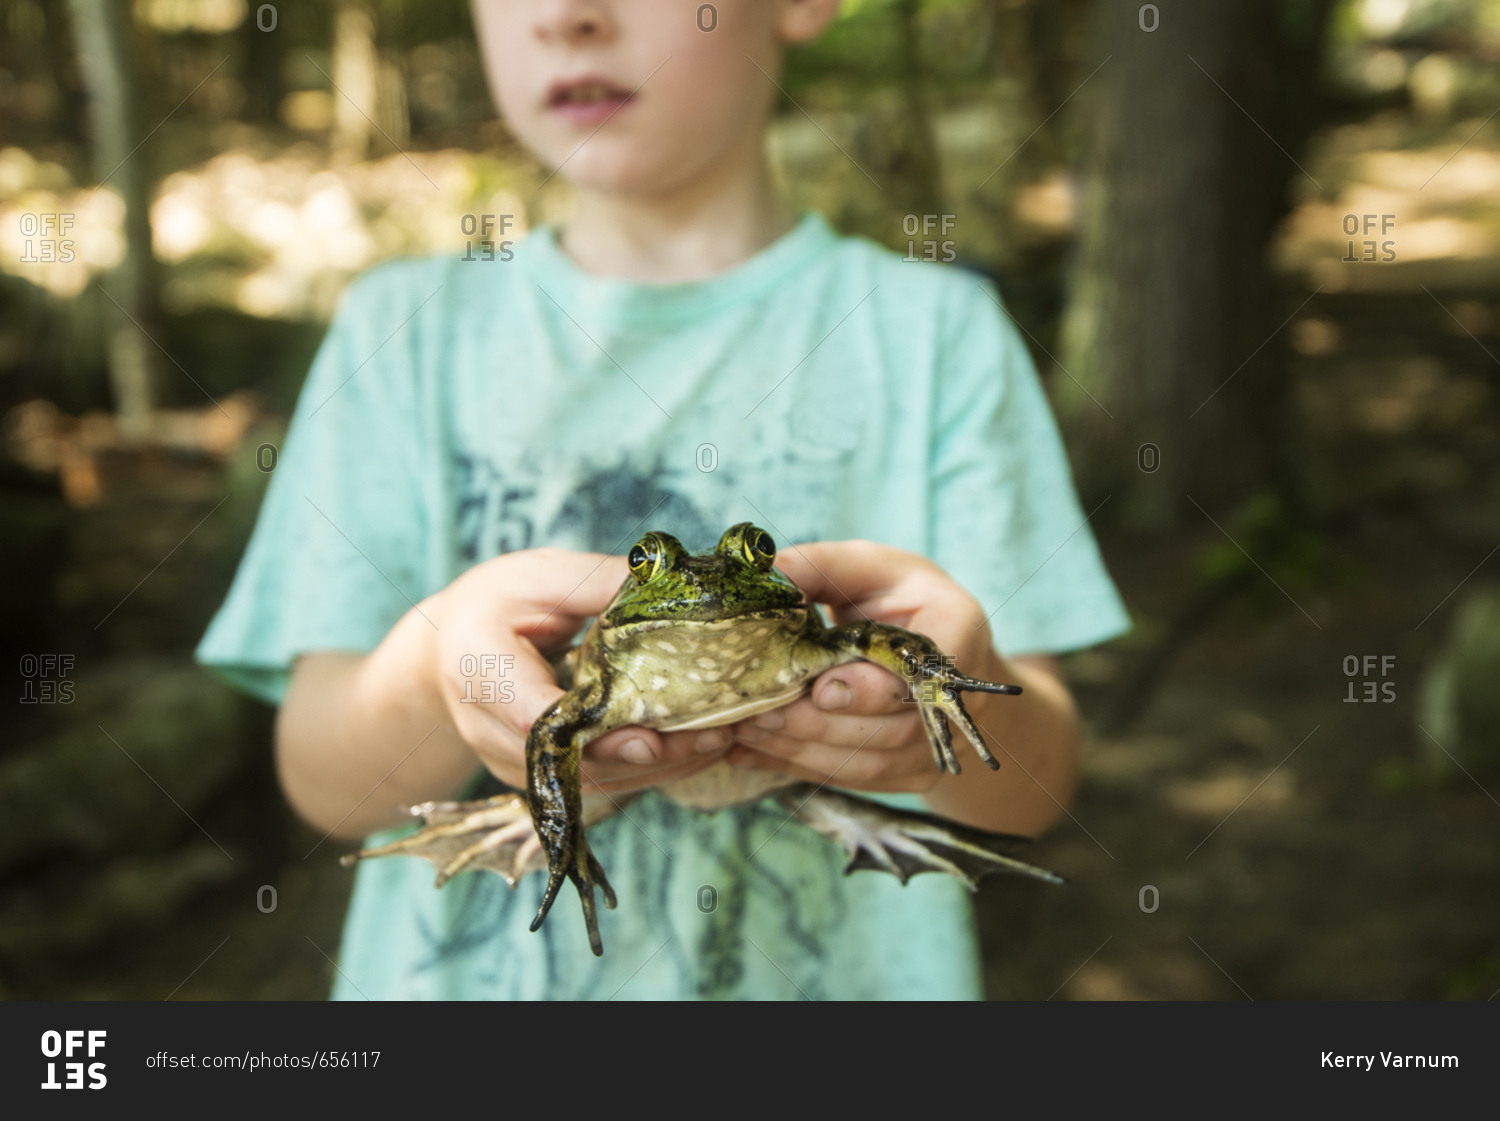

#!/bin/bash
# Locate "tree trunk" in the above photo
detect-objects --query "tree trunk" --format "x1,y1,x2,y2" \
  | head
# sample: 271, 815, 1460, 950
889, 0, 945, 220
67, 0, 162, 433
237, 4, 284, 123
1058, 0, 1330, 529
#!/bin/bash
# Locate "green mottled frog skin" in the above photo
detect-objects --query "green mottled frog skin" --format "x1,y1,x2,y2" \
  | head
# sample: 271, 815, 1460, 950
348, 524, 1063, 955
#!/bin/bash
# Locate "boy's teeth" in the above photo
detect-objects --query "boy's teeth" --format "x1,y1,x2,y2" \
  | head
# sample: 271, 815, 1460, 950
564, 83, 616, 103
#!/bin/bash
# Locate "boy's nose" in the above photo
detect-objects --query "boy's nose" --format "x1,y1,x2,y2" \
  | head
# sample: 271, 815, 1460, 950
532, 0, 617, 44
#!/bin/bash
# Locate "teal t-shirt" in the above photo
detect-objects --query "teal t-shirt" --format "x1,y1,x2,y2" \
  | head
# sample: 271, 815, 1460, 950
197, 212, 1130, 1000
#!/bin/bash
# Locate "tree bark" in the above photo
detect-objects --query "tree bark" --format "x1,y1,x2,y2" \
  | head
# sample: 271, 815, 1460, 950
67, 0, 162, 433
1058, 0, 1330, 529
237, 3, 284, 123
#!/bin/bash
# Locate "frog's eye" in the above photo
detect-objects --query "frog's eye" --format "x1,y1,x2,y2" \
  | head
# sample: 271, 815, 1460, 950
629, 532, 684, 582
744, 527, 776, 570
628, 538, 657, 582
714, 523, 775, 569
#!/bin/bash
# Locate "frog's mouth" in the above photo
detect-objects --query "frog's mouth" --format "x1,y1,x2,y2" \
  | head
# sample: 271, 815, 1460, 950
604, 597, 811, 627
609, 604, 809, 627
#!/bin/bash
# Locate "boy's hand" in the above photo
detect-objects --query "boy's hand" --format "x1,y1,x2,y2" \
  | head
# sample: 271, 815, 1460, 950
428, 547, 719, 797
724, 540, 1006, 793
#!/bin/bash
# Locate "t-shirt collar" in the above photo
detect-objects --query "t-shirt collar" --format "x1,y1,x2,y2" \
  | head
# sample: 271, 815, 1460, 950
515, 211, 836, 324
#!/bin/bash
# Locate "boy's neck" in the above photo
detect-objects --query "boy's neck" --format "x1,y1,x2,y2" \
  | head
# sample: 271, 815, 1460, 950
556, 138, 796, 285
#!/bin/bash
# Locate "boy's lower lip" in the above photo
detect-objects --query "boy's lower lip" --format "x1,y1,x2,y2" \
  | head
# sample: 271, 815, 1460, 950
549, 95, 632, 126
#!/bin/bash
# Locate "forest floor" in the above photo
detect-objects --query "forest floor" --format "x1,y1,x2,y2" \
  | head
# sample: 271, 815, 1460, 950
983, 106, 1500, 1001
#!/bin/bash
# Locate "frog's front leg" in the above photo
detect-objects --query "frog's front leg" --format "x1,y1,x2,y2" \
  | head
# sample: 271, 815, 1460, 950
804, 621, 1022, 776
526, 682, 622, 956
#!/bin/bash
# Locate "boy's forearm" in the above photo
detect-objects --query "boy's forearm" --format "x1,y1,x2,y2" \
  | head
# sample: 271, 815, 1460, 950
922, 653, 1080, 837
275, 605, 479, 841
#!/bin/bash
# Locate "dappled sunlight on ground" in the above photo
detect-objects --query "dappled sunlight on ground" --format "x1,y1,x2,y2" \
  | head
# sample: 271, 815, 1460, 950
0, 148, 125, 298
150, 146, 529, 318
1275, 117, 1500, 290
1, 142, 529, 318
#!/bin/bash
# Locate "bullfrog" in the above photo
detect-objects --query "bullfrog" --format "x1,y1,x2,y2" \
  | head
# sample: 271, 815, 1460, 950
346, 523, 1063, 955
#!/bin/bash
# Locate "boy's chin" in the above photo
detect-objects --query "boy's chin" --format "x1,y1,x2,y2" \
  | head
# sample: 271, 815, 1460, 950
546, 151, 706, 199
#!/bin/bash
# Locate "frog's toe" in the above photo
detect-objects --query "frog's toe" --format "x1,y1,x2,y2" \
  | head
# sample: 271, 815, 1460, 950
832, 624, 1021, 775
779, 785, 1065, 889
910, 663, 1019, 774
340, 793, 545, 887
531, 830, 615, 956
589, 850, 619, 910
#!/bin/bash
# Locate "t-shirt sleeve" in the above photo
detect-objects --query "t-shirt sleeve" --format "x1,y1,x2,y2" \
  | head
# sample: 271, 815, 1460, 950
928, 275, 1131, 656
195, 266, 436, 705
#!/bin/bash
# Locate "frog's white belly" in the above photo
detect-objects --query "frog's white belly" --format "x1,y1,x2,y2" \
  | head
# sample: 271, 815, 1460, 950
658, 761, 796, 811
594, 612, 834, 810
653, 682, 807, 732
605, 612, 831, 730
644, 679, 807, 811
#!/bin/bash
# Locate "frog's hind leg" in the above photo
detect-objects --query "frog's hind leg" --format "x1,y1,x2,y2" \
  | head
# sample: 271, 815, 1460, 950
777, 784, 1065, 888
815, 621, 1021, 775
526, 685, 623, 956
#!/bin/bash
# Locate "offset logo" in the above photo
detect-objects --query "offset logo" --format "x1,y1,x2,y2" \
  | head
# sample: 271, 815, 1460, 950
40, 1030, 106, 1090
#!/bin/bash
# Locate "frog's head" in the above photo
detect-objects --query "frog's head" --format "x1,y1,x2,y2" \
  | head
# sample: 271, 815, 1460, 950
603, 523, 806, 626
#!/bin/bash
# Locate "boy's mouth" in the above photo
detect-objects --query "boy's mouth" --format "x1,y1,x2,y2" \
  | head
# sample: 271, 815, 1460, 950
545, 76, 634, 126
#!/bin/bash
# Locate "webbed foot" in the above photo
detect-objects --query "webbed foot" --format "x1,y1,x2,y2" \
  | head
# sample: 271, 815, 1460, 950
340, 793, 545, 887
340, 790, 623, 895
778, 784, 1065, 889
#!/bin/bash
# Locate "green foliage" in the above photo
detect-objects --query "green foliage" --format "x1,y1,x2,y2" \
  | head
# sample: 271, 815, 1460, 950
785, 0, 993, 99
1191, 491, 1367, 621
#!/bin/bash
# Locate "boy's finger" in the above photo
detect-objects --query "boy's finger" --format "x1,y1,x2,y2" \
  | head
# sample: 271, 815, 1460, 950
725, 742, 932, 792
739, 698, 921, 752
511, 553, 630, 623
811, 663, 909, 715
583, 753, 727, 797
481, 647, 567, 734
585, 724, 669, 766
773, 540, 921, 609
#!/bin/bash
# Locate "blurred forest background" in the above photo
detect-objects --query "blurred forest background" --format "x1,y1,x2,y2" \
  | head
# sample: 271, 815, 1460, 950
2, 0, 1499, 999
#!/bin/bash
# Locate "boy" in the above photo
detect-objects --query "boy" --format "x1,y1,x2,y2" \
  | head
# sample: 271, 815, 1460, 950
198, 0, 1129, 999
